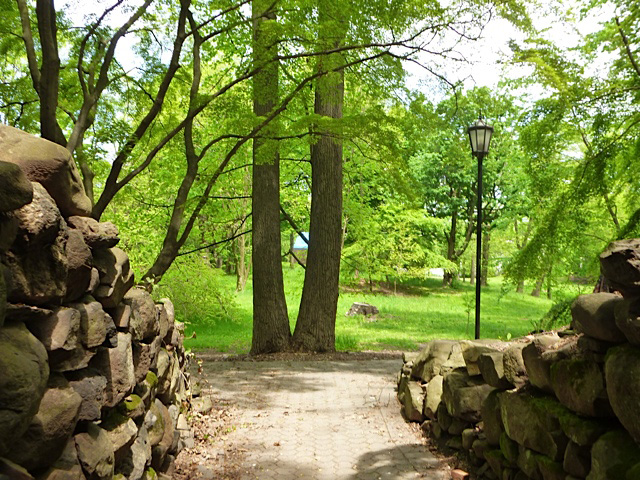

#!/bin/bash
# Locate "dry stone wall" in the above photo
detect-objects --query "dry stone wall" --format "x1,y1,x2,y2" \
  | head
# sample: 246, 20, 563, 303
0, 125, 191, 480
398, 238, 640, 480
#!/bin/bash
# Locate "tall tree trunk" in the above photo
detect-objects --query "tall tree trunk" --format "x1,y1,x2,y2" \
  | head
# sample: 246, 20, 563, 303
531, 274, 545, 297
481, 231, 490, 287
35, 0, 66, 146
443, 209, 457, 287
236, 168, 251, 291
250, 0, 290, 354
470, 255, 475, 285
292, 1, 346, 353
516, 280, 525, 294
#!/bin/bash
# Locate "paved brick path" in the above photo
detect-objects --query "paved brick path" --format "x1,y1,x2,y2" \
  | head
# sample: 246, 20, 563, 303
184, 356, 450, 480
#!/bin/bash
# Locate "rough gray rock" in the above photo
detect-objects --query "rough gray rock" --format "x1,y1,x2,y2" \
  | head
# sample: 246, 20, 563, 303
478, 352, 514, 389
401, 381, 425, 422
460, 340, 501, 376
7, 374, 82, 471
132, 336, 162, 384
499, 391, 568, 461
0, 457, 34, 480
66, 368, 108, 421
423, 374, 443, 420
123, 288, 159, 342
571, 293, 626, 343
69, 296, 116, 349
93, 247, 134, 308
151, 400, 176, 471
599, 239, 640, 296
0, 161, 33, 212
481, 389, 504, 446
37, 437, 85, 480
74, 422, 115, 480
102, 414, 138, 462
550, 356, 613, 417
442, 367, 494, 423
90, 332, 135, 408
563, 441, 591, 478
0, 322, 49, 457
614, 297, 640, 346
346, 302, 379, 316
587, 430, 640, 480
64, 229, 92, 302
502, 342, 528, 388
27, 306, 80, 356
67, 216, 119, 249
109, 303, 131, 330
521, 334, 561, 393
0, 212, 19, 253
117, 424, 151, 480
4, 183, 69, 305
411, 340, 464, 383
605, 344, 640, 443
0, 125, 92, 217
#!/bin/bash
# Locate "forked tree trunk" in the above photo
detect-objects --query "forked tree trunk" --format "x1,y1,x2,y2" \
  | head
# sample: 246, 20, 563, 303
250, 0, 290, 354
292, 1, 346, 352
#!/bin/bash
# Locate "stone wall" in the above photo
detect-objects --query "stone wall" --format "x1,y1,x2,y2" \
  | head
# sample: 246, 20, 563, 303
398, 239, 640, 480
0, 125, 191, 480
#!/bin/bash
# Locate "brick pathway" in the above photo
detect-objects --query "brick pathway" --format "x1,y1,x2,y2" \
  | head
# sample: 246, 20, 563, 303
184, 356, 450, 480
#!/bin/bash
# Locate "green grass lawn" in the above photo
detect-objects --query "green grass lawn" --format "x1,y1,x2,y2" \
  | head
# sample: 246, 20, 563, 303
162, 262, 575, 353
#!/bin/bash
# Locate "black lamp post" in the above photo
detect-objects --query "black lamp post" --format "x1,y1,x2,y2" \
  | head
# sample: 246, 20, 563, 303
467, 116, 494, 339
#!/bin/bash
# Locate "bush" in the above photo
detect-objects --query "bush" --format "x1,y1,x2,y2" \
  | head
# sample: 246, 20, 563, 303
532, 296, 575, 332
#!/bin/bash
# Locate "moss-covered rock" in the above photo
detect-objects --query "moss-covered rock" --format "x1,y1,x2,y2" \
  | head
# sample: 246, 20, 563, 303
587, 430, 640, 480
605, 344, 640, 443
550, 356, 613, 417
442, 367, 495, 422
0, 322, 49, 456
500, 432, 519, 466
517, 446, 542, 480
500, 391, 568, 461
536, 455, 565, 480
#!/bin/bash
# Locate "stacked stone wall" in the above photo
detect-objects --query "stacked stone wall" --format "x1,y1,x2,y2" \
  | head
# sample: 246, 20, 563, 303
0, 125, 191, 480
398, 239, 640, 480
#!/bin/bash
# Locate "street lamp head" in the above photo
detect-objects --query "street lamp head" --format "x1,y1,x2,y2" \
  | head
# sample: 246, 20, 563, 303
467, 115, 494, 157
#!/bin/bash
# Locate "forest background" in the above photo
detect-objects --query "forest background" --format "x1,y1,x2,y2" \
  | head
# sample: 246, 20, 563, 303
1, 0, 638, 353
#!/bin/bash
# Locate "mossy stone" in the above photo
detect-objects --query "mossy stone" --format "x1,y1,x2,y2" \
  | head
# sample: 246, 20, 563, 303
536, 455, 565, 480
587, 430, 640, 480
499, 432, 519, 466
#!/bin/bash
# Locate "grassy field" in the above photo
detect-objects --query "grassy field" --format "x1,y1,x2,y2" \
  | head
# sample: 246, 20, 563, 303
158, 262, 582, 353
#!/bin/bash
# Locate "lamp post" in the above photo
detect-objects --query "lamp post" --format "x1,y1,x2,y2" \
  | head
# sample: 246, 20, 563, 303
467, 116, 494, 339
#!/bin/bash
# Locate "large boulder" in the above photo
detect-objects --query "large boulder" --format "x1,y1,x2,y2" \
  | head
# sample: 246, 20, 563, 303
521, 334, 561, 393
0, 458, 33, 480
460, 340, 502, 376
502, 343, 528, 388
27, 306, 81, 360
550, 356, 613, 417
66, 368, 108, 421
64, 229, 92, 302
132, 336, 162, 384
74, 423, 115, 480
605, 344, 640, 443
499, 391, 568, 461
442, 367, 494, 423
123, 288, 159, 342
7, 374, 82, 472
0, 322, 49, 456
102, 413, 138, 462
571, 293, 626, 343
587, 430, 640, 480
0, 125, 91, 217
400, 381, 424, 422
151, 400, 175, 471
0, 161, 33, 212
478, 352, 513, 389
4, 183, 69, 305
116, 424, 151, 480
69, 296, 116, 349
92, 248, 134, 309
411, 340, 464, 383
481, 389, 504, 446
67, 216, 119, 249
423, 374, 443, 420
563, 441, 591, 479
37, 438, 85, 480
614, 297, 640, 346
90, 332, 136, 408
599, 239, 640, 296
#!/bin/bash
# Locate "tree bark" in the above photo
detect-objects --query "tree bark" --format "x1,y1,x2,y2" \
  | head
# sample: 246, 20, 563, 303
292, 1, 346, 353
481, 231, 490, 286
250, 0, 290, 354
531, 274, 545, 297
35, 0, 66, 146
